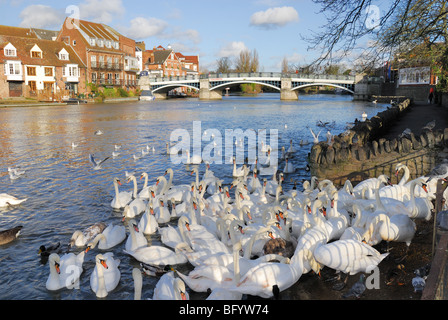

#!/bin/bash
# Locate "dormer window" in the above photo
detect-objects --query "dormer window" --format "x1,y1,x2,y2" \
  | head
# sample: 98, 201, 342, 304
90, 38, 96, 46
114, 42, 119, 49
4, 43, 17, 57
31, 51, 42, 58
59, 48, 69, 60
98, 39, 104, 47
106, 41, 111, 48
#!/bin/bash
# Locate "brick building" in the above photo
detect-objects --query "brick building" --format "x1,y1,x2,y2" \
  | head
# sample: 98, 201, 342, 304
0, 25, 86, 99
57, 18, 139, 92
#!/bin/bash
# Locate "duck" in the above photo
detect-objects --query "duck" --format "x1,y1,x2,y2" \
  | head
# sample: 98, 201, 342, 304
153, 271, 189, 300
85, 224, 126, 251
0, 193, 27, 207
111, 177, 132, 209
0, 225, 23, 245
90, 253, 121, 298
46, 251, 85, 291
314, 239, 389, 275
69, 222, 107, 248
38, 242, 62, 258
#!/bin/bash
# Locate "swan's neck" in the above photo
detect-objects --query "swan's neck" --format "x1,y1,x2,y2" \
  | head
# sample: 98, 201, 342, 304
143, 175, 148, 189
114, 181, 120, 197
233, 244, 241, 283
131, 177, 138, 198
96, 259, 108, 298
167, 170, 173, 190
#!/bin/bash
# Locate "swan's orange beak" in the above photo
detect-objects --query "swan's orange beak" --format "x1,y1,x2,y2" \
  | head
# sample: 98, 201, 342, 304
331, 199, 334, 209
85, 246, 91, 253
185, 222, 191, 231
117, 180, 122, 186
133, 224, 139, 232
422, 184, 428, 193
150, 207, 154, 215
226, 191, 230, 198
307, 206, 311, 214
55, 261, 60, 274
160, 200, 164, 207
193, 202, 197, 210
322, 207, 327, 217
180, 292, 187, 300
395, 170, 399, 177
268, 231, 275, 239
100, 259, 108, 269
247, 211, 252, 220
151, 190, 155, 198
156, 180, 160, 186
239, 192, 244, 200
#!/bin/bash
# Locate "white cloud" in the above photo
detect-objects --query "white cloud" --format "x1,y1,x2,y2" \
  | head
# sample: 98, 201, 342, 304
217, 41, 249, 58
250, 6, 299, 29
79, 0, 125, 24
19, 5, 64, 29
122, 17, 168, 39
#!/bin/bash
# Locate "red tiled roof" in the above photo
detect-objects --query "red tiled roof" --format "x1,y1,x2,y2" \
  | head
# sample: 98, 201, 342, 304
0, 25, 38, 38
0, 35, 86, 68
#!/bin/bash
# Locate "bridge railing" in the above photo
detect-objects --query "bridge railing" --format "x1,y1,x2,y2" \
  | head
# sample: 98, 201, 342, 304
147, 72, 358, 82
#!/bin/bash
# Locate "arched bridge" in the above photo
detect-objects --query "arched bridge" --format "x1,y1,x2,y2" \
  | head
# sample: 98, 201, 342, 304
139, 72, 358, 100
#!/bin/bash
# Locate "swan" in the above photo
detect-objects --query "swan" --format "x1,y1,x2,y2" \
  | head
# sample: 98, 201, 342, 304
232, 157, 248, 177
166, 142, 179, 155
125, 219, 148, 252
0, 193, 27, 207
366, 213, 416, 250
0, 225, 23, 245
314, 239, 389, 275
138, 172, 152, 199
247, 169, 262, 193
153, 271, 189, 300
395, 163, 410, 186
163, 168, 191, 202
132, 268, 143, 300
159, 218, 189, 250
323, 191, 350, 241
90, 253, 121, 298
352, 174, 389, 199
287, 139, 297, 153
123, 175, 147, 216
265, 171, 283, 196
124, 242, 189, 266
111, 177, 132, 209
154, 198, 171, 224
185, 150, 202, 164
46, 251, 85, 290
85, 224, 126, 251
404, 177, 433, 220
283, 157, 295, 173
138, 202, 159, 235
69, 222, 107, 248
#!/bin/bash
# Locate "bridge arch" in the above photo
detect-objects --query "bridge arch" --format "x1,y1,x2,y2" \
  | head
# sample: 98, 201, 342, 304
210, 80, 281, 92
152, 84, 199, 93
292, 83, 354, 94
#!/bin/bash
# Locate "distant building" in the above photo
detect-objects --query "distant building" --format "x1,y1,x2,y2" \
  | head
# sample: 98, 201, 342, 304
0, 26, 86, 99
57, 18, 139, 91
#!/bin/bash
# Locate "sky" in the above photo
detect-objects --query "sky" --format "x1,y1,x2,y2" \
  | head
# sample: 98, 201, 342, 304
0, 0, 363, 71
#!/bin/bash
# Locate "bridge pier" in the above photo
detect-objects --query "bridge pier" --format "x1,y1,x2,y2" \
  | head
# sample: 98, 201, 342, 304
280, 78, 298, 100
199, 79, 223, 100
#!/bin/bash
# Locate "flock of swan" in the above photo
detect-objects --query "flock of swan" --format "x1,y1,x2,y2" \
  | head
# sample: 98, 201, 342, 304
40, 137, 446, 301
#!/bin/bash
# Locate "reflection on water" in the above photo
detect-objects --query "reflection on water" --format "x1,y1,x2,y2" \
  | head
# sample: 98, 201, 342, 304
0, 93, 388, 300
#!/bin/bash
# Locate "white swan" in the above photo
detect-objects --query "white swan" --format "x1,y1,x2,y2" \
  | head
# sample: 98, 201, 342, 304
124, 242, 189, 266
283, 157, 295, 173
90, 253, 121, 298
125, 219, 148, 252
232, 157, 248, 177
352, 174, 389, 199
185, 150, 202, 164
153, 271, 189, 300
366, 213, 416, 249
309, 127, 322, 144
123, 175, 147, 217
85, 224, 126, 251
0, 193, 27, 207
404, 177, 433, 220
111, 177, 132, 209
314, 239, 389, 275
138, 202, 159, 235
46, 252, 85, 291
287, 139, 297, 153
69, 222, 107, 248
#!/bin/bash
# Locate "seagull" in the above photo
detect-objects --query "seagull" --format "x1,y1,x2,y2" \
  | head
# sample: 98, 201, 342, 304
115, 145, 121, 151
361, 112, 367, 121
326, 131, 332, 144
8, 167, 25, 180
342, 274, 366, 299
89, 154, 110, 170
422, 120, 436, 132
308, 127, 322, 144
112, 151, 121, 158
71, 142, 78, 148
94, 130, 103, 136
372, 99, 377, 104
133, 154, 142, 160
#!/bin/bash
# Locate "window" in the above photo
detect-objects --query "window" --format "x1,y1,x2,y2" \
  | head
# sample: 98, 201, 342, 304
98, 39, 104, 47
43, 82, 53, 91
106, 41, 111, 48
107, 57, 112, 69
91, 72, 97, 82
68, 66, 78, 77
114, 42, 119, 49
28, 81, 36, 92
73, 40, 76, 46
91, 55, 97, 68
90, 38, 96, 46
6, 62, 21, 75
45, 67, 53, 77
4, 48, 16, 57
27, 67, 36, 76
99, 56, 104, 68
59, 53, 69, 60
31, 51, 42, 58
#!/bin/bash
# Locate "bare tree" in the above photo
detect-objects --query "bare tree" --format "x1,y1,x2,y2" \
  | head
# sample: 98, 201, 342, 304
304, 0, 448, 69
281, 57, 290, 73
216, 57, 233, 73
235, 49, 259, 72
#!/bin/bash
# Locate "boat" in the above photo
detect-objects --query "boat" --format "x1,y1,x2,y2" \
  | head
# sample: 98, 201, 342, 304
139, 89, 155, 101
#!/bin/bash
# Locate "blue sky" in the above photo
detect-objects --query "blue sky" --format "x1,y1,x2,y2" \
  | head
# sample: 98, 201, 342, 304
0, 0, 362, 71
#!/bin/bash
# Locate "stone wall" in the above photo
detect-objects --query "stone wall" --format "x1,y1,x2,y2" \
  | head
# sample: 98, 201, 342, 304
308, 99, 446, 186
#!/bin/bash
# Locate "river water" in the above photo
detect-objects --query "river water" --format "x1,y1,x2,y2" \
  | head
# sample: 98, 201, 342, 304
0, 93, 388, 300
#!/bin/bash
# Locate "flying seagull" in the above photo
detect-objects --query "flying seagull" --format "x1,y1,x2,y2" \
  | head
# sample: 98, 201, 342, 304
89, 154, 110, 170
